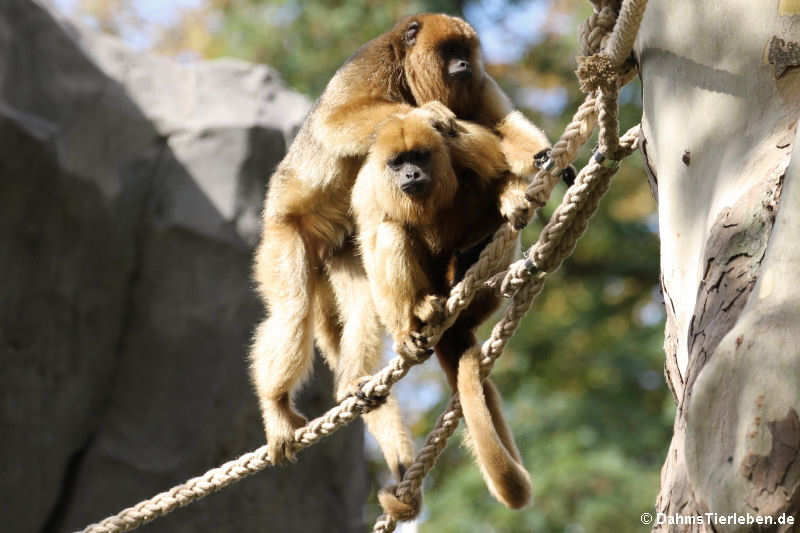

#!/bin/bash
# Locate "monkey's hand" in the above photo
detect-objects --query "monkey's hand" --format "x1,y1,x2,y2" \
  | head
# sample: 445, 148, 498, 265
414, 294, 447, 327
392, 296, 446, 360
412, 101, 460, 138
410, 294, 448, 344
499, 179, 532, 231
534, 148, 578, 187
263, 402, 307, 464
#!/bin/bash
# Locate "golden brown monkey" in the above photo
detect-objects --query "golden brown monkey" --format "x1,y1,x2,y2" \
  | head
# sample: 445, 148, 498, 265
352, 108, 532, 513
250, 13, 550, 476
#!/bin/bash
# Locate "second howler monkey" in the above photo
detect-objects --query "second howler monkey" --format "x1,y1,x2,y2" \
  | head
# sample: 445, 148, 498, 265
352, 106, 532, 512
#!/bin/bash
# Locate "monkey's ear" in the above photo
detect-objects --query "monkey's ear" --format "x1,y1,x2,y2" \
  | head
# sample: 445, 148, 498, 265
404, 21, 420, 46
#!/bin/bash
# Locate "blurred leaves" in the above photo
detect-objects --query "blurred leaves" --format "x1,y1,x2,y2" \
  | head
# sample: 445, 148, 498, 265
65, 1, 671, 531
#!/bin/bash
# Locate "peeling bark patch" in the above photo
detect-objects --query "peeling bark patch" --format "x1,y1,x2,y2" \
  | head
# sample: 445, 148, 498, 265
768, 36, 800, 79
740, 409, 800, 514
661, 272, 683, 403
682, 172, 782, 404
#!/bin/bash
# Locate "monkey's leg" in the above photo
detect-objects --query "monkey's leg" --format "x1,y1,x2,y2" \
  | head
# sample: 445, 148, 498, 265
326, 248, 414, 480
250, 220, 317, 463
458, 344, 531, 509
312, 274, 343, 370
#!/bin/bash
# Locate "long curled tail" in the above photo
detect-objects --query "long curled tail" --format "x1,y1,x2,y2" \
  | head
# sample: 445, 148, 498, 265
458, 345, 531, 508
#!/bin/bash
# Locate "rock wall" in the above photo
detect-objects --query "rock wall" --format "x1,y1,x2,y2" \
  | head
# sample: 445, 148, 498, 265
0, 1, 366, 532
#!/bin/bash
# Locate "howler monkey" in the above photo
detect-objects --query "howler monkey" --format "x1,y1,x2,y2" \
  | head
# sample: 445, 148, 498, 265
352, 107, 532, 511
250, 13, 549, 477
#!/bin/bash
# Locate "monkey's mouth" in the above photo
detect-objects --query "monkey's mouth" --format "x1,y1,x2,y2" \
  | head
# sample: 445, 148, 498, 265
400, 180, 430, 197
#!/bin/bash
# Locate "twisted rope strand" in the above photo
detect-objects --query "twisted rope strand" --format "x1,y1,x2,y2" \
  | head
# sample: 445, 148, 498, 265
80, 355, 415, 533
603, 0, 649, 66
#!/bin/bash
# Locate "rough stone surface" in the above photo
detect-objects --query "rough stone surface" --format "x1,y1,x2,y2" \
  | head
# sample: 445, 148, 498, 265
0, 2, 366, 532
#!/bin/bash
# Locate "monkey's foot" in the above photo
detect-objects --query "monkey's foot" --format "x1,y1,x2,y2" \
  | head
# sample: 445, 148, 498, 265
378, 484, 423, 521
263, 408, 307, 463
393, 335, 434, 363
345, 375, 388, 409
404, 294, 446, 357
500, 189, 532, 231
413, 294, 447, 328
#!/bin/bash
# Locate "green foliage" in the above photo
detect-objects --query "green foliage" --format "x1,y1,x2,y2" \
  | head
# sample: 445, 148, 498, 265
201, 1, 672, 531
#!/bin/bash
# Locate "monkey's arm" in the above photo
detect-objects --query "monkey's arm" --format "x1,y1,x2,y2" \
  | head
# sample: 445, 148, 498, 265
313, 98, 415, 157
435, 114, 533, 230
360, 221, 443, 343
444, 118, 509, 181
476, 76, 551, 177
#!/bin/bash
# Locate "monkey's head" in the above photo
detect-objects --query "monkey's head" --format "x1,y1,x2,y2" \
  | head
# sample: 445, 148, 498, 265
394, 14, 485, 118
357, 113, 458, 226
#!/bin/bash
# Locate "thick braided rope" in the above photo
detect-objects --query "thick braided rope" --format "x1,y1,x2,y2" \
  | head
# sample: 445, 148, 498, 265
579, 4, 617, 55
373, 396, 463, 533
501, 126, 640, 298
603, 0, 648, 66
526, 94, 598, 208
79, 354, 419, 533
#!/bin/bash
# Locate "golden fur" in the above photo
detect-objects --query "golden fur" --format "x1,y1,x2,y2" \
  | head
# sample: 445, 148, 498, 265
250, 13, 549, 478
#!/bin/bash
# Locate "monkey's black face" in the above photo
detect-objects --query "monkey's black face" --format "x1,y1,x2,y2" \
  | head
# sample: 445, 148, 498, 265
388, 150, 432, 198
441, 39, 473, 82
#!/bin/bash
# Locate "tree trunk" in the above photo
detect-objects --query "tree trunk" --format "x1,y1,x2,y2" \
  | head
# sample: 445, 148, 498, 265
636, 1, 800, 531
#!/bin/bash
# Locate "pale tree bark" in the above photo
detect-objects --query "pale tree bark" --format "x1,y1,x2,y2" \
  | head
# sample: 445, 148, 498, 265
634, 0, 800, 531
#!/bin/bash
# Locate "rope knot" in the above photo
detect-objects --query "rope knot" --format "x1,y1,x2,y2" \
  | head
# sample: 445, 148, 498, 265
576, 53, 618, 94
378, 484, 423, 522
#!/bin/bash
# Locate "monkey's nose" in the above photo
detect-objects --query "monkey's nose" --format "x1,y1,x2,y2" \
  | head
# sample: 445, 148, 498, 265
448, 59, 472, 79
405, 170, 420, 180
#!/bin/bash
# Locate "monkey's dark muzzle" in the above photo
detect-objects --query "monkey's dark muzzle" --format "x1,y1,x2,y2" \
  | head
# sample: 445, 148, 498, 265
400, 180, 429, 198
400, 178, 430, 197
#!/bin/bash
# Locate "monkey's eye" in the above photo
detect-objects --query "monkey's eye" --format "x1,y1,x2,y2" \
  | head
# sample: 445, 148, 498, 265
441, 41, 469, 60
388, 156, 403, 170
405, 21, 420, 45
412, 150, 431, 164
